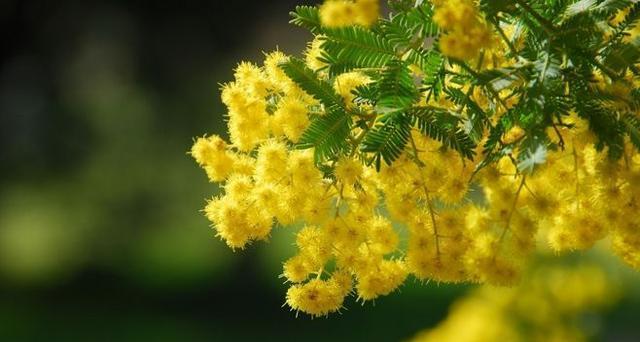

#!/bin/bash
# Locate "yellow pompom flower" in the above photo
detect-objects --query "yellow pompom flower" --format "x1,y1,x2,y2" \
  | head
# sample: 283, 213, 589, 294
547, 210, 607, 252
286, 277, 348, 317
319, 0, 379, 28
333, 71, 372, 107
305, 36, 327, 72
272, 96, 310, 143
335, 156, 364, 184
433, 0, 493, 60
282, 254, 315, 283
191, 0, 640, 317
354, 0, 379, 27
355, 259, 408, 301
263, 50, 290, 90
411, 263, 618, 342
255, 139, 288, 183
367, 216, 399, 254
190, 135, 235, 182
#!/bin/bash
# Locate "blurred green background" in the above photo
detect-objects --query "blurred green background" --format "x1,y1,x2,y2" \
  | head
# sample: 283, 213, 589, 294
1, 1, 639, 340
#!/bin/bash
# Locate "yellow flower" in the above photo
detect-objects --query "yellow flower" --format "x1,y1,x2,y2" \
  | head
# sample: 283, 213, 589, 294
319, 0, 379, 28
335, 156, 364, 184
286, 277, 348, 317
333, 71, 372, 107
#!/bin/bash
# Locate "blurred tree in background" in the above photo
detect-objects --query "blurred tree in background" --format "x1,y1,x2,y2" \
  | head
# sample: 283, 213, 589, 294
1, 0, 640, 341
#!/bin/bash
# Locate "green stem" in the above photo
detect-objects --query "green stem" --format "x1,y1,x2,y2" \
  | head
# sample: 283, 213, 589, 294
409, 134, 441, 257
498, 176, 526, 244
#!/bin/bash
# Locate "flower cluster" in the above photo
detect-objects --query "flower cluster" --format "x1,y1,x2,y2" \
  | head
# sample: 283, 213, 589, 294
432, 0, 494, 60
191, 0, 640, 317
537, 122, 640, 269
411, 263, 618, 342
319, 0, 379, 28
192, 59, 640, 316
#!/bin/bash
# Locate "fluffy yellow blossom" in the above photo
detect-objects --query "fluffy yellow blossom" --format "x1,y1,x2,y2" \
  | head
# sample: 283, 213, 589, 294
286, 276, 348, 317
411, 263, 619, 342
193, 105, 640, 314
356, 259, 407, 301
433, 0, 493, 60
191, 0, 640, 318
319, 0, 379, 28
190, 135, 235, 182
334, 156, 363, 184
263, 50, 290, 91
305, 36, 327, 72
282, 254, 315, 283
334, 71, 371, 107
272, 96, 310, 143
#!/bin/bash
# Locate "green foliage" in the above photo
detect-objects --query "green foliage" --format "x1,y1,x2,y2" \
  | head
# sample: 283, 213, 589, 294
417, 51, 445, 99
283, 0, 640, 172
290, 6, 322, 34
378, 2, 438, 49
298, 107, 352, 163
320, 26, 396, 73
360, 112, 411, 170
280, 57, 344, 108
410, 107, 477, 160
623, 113, 640, 150
375, 59, 419, 113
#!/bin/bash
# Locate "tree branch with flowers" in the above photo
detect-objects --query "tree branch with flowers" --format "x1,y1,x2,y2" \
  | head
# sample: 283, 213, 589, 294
190, 0, 640, 317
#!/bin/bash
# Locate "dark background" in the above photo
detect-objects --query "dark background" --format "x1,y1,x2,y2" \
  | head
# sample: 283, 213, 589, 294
1, 1, 639, 340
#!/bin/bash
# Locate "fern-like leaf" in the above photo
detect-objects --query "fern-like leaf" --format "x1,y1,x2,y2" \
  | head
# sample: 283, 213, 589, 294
279, 57, 344, 108
419, 51, 445, 100
289, 6, 322, 34
410, 107, 476, 159
298, 107, 352, 163
379, 3, 438, 50
321, 26, 396, 70
376, 60, 419, 114
623, 113, 640, 151
360, 112, 411, 170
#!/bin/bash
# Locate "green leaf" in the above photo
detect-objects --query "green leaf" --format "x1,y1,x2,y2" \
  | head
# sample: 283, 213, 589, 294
360, 113, 411, 170
564, 0, 597, 18
444, 87, 488, 141
410, 106, 477, 159
352, 84, 378, 106
573, 93, 625, 159
479, 0, 517, 17
376, 60, 419, 114
321, 26, 396, 70
534, 51, 561, 83
483, 116, 508, 155
474, 65, 527, 91
445, 88, 486, 119
603, 39, 640, 73
379, 3, 438, 50
407, 48, 442, 75
279, 57, 343, 108
617, 1, 640, 30
298, 107, 352, 163
594, 0, 633, 17
419, 51, 445, 100
289, 6, 322, 34
622, 113, 640, 151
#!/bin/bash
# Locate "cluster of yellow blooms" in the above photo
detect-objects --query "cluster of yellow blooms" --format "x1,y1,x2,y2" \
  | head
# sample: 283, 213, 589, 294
319, 0, 379, 28
536, 121, 640, 269
411, 263, 618, 342
190, 0, 640, 316
432, 0, 494, 60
